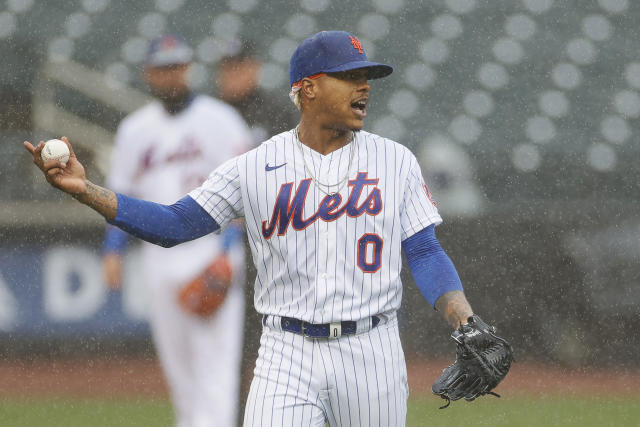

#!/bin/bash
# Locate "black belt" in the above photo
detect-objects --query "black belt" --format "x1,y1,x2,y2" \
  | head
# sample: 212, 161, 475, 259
264, 315, 380, 338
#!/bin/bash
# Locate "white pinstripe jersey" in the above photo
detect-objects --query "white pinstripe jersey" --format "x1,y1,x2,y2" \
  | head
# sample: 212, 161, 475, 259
189, 129, 441, 323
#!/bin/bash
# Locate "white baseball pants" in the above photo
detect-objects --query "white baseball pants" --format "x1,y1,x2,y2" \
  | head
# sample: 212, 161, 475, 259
243, 313, 408, 426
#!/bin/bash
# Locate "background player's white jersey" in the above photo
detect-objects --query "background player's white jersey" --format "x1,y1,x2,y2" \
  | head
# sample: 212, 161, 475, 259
189, 129, 441, 323
108, 95, 250, 288
108, 94, 252, 427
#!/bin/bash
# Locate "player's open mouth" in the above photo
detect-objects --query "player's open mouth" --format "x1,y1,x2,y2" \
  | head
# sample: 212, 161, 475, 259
351, 98, 367, 119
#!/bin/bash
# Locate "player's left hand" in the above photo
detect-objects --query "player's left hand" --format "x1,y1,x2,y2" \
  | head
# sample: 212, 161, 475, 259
178, 255, 233, 318
24, 137, 88, 195
432, 315, 514, 408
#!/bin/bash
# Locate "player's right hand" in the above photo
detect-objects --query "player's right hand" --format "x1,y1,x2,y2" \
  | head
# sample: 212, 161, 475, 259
24, 137, 88, 195
102, 253, 123, 291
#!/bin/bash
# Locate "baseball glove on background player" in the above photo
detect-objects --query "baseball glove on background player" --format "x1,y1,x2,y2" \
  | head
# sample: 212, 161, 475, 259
178, 255, 233, 318
432, 315, 514, 409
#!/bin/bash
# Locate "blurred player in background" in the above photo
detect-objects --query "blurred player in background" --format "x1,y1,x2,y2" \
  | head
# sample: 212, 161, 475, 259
101, 34, 251, 427
215, 37, 298, 408
216, 38, 298, 144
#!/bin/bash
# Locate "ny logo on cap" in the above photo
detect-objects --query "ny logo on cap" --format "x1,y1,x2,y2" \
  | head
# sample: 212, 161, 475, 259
349, 35, 363, 54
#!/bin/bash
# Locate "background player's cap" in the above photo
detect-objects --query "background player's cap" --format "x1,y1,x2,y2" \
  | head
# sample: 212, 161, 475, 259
289, 31, 393, 87
146, 34, 193, 67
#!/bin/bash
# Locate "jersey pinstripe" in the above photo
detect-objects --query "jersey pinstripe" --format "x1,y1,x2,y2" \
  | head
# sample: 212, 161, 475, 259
189, 129, 441, 324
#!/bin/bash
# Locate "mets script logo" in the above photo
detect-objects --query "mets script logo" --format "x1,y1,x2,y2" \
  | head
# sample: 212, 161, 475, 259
261, 172, 382, 239
422, 183, 437, 207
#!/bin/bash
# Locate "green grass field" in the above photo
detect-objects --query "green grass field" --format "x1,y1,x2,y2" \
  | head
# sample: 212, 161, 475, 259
407, 395, 640, 427
0, 397, 174, 427
1, 394, 639, 426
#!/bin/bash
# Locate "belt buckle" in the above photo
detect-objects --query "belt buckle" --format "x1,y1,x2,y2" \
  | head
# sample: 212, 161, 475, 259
329, 322, 342, 338
301, 321, 309, 337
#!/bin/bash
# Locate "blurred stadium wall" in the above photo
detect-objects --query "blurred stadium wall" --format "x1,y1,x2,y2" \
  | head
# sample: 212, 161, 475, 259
1, 0, 639, 368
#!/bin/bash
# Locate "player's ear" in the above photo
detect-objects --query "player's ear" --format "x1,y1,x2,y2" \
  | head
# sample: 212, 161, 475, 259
300, 79, 317, 101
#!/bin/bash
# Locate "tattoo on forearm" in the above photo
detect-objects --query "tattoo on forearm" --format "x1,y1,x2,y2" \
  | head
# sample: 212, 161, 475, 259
73, 182, 118, 220
435, 290, 474, 329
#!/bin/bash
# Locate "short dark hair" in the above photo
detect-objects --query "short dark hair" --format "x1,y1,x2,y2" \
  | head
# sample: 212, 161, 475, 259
220, 38, 258, 64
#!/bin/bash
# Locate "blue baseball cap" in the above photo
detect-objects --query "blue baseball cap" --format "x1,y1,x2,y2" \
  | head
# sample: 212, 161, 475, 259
146, 34, 193, 67
289, 31, 393, 87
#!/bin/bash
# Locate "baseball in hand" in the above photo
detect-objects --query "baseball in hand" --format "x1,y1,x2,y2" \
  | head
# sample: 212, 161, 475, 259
41, 139, 70, 164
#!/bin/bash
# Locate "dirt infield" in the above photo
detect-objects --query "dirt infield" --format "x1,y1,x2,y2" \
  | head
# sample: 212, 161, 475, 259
1, 356, 639, 399
0, 357, 168, 398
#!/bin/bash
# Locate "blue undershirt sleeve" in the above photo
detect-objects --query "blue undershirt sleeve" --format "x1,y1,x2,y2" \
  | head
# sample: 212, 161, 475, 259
221, 221, 244, 252
402, 224, 464, 307
102, 224, 130, 254
107, 194, 220, 248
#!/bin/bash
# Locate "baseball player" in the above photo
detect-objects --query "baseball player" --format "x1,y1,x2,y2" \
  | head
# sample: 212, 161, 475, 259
101, 35, 251, 427
26, 31, 477, 426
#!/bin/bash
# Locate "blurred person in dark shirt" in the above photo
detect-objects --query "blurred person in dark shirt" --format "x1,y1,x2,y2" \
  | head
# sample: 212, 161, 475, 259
216, 39, 298, 145
215, 38, 298, 413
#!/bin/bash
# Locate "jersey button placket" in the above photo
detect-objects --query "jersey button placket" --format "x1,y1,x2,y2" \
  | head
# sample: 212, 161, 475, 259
316, 220, 328, 280
315, 156, 331, 297
323, 156, 338, 282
